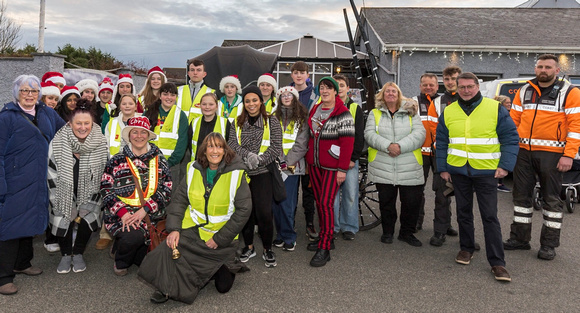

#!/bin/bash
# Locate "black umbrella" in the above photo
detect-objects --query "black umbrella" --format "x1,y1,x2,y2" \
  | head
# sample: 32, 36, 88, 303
188, 45, 278, 95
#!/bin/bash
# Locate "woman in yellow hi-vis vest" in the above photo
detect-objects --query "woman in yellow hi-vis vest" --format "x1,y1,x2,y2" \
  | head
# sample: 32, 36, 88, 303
258, 73, 278, 114
138, 133, 251, 305
190, 93, 230, 162
143, 83, 189, 168
101, 116, 172, 276
364, 82, 426, 247
104, 94, 141, 158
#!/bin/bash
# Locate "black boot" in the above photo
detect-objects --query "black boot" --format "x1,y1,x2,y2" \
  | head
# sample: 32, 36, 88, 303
307, 239, 335, 251
310, 249, 331, 267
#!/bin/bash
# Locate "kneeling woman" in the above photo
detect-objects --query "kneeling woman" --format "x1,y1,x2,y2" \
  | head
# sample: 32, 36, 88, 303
101, 116, 172, 276
48, 100, 108, 274
139, 133, 251, 304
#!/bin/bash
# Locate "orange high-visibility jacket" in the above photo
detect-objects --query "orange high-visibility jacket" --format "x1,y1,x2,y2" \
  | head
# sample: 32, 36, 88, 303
510, 78, 580, 158
413, 94, 439, 156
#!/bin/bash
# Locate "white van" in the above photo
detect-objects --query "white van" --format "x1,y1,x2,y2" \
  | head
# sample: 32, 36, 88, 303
480, 77, 533, 101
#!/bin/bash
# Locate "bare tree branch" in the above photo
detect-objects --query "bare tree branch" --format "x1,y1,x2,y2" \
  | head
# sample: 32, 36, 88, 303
0, 0, 22, 53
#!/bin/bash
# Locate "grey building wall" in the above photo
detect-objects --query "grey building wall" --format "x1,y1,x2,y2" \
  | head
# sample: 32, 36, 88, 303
0, 53, 65, 106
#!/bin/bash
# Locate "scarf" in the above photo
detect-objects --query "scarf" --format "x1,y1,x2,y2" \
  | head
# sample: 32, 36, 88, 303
51, 123, 108, 224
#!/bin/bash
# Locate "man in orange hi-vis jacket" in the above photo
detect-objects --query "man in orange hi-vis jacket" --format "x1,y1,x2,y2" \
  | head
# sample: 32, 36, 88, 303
504, 54, 580, 260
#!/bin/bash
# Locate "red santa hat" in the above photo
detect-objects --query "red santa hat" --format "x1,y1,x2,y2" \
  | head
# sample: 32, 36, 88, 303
257, 73, 277, 94
98, 77, 114, 94
147, 66, 167, 81
121, 116, 157, 143
41, 81, 60, 97
41, 72, 66, 86
219, 75, 242, 94
59, 85, 80, 101
116, 73, 134, 86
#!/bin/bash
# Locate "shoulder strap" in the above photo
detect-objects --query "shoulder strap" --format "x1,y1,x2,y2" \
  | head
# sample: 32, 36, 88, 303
126, 157, 153, 227
19, 111, 50, 143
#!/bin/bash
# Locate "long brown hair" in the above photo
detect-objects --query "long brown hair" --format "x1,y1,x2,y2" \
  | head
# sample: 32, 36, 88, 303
196, 132, 236, 168
274, 92, 307, 131
139, 73, 166, 110
236, 91, 269, 128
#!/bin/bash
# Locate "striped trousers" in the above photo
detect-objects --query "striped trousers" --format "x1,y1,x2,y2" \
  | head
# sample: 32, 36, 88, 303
309, 165, 340, 250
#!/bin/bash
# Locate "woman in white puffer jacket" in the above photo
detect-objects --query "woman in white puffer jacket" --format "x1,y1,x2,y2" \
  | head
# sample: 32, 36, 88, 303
364, 82, 426, 247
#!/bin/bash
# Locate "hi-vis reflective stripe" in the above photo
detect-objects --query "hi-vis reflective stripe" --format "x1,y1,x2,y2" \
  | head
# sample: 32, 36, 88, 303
159, 106, 181, 140
543, 209, 563, 219
427, 115, 439, 123
514, 206, 533, 214
109, 119, 120, 147
514, 216, 532, 223
262, 139, 271, 146
566, 107, 580, 114
194, 170, 240, 226
448, 148, 501, 160
160, 148, 173, 156
117, 156, 159, 206
421, 147, 431, 153
177, 87, 188, 116
449, 137, 499, 145
519, 138, 566, 147
420, 115, 429, 121
512, 104, 523, 112
522, 103, 565, 113
544, 220, 562, 229
568, 132, 580, 140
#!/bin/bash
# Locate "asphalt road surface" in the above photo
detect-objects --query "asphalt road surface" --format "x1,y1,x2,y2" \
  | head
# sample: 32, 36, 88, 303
2, 176, 580, 312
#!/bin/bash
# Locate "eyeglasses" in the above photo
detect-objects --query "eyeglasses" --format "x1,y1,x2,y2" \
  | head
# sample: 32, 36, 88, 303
457, 85, 477, 91
20, 89, 40, 95
280, 94, 294, 99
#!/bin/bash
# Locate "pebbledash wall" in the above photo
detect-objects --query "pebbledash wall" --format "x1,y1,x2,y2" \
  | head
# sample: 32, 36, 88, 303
0, 53, 66, 107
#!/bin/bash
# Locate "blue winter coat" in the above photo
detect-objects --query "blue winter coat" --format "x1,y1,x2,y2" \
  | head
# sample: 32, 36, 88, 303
0, 101, 65, 240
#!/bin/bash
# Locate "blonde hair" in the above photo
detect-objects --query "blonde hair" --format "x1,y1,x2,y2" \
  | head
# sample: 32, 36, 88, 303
375, 82, 403, 110
494, 95, 510, 105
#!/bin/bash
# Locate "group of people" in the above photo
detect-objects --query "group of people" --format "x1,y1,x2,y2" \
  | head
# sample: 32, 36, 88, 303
1, 53, 578, 304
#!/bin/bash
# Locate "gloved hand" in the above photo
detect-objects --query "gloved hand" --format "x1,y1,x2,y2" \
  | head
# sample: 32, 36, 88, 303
246, 153, 261, 170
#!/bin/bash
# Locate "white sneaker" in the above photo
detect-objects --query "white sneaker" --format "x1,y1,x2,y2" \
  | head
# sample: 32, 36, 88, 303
44, 243, 60, 253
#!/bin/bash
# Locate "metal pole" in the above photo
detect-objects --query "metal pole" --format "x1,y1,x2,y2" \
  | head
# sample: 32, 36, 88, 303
38, 0, 45, 52
343, 8, 368, 108
349, 0, 381, 89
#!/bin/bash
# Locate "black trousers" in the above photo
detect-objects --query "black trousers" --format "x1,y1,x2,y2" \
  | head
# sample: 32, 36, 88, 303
452, 174, 505, 267
114, 228, 148, 269
211, 264, 236, 293
0, 237, 34, 286
376, 183, 423, 237
301, 174, 316, 225
510, 149, 563, 247
419, 155, 452, 233
242, 172, 274, 250
58, 219, 93, 256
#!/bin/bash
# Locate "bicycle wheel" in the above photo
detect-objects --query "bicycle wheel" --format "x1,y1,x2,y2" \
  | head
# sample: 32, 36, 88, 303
358, 160, 381, 231
566, 188, 575, 213
532, 186, 542, 211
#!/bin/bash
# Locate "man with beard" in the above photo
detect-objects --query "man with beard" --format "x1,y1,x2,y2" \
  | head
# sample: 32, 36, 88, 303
504, 54, 580, 260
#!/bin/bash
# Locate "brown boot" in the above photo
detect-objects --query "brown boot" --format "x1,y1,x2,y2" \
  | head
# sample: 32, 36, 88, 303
95, 238, 112, 250
0, 283, 18, 295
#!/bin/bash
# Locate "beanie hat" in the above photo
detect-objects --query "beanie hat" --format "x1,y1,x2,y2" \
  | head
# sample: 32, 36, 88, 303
59, 86, 81, 101
147, 66, 167, 81
117, 73, 134, 86
41, 81, 60, 97
257, 73, 277, 94
219, 75, 242, 94
98, 77, 114, 94
318, 76, 339, 93
276, 86, 299, 100
121, 116, 157, 143
242, 86, 264, 103
42, 72, 66, 86
75, 79, 99, 95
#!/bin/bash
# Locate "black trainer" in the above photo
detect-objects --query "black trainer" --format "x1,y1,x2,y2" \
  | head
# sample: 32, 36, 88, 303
273, 239, 284, 248
398, 234, 422, 247
380, 234, 394, 244
150, 290, 169, 304
537, 245, 556, 260
429, 232, 446, 247
446, 227, 458, 237
342, 231, 355, 241
503, 238, 531, 250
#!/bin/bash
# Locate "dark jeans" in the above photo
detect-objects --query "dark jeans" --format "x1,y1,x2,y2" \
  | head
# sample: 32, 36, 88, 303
114, 228, 148, 269
510, 149, 563, 247
451, 174, 505, 267
419, 155, 452, 233
301, 174, 316, 225
0, 237, 34, 286
242, 172, 274, 250
58, 219, 93, 256
376, 183, 423, 237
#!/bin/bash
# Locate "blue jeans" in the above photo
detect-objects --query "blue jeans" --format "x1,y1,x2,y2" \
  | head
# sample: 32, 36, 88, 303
273, 175, 300, 244
334, 160, 360, 233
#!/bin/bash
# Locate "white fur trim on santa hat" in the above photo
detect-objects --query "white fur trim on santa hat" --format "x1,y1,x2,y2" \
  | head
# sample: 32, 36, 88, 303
75, 79, 99, 95
219, 75, 242, 94
41, 82, 60, 97
43, 72, 66, 86
257, 73, 277, 93
117, 74, 134, 86
148, 66, 167, 82
59, 86, 81, 101
276, 86, 299, 100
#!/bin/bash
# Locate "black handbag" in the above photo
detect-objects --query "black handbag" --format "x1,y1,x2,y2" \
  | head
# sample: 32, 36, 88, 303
267, 160, 287, 202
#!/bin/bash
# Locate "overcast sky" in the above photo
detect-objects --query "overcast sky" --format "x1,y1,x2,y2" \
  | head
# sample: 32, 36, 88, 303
8, 0, 524, 69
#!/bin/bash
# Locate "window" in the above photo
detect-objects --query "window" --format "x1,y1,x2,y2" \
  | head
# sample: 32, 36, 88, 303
274, 61, 333, 88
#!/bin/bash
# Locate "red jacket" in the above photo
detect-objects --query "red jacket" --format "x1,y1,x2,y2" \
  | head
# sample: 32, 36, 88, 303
306, 97, 355, 172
